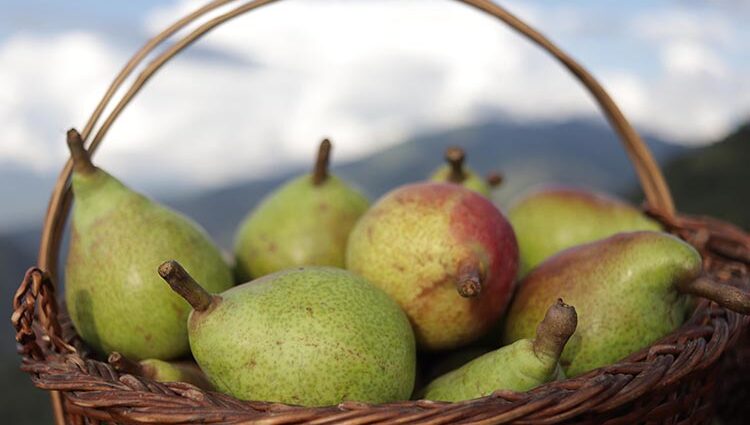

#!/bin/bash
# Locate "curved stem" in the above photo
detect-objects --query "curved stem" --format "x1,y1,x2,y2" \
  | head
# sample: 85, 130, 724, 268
445, 147, 466, 184
456, 263, 483, 298
678, 276, 750, 315
533, 299, 577, 359
66, 129, 96, 175
158, 260, 215, 312
312, 138, 332, 185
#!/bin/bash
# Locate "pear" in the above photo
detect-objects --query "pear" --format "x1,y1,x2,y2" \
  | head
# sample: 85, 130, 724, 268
504, 231, 711, 377
429, 147, 502, 196
424, 300, 576, 401
158, 261, 416, 406
234, 139, 370, 281
108, 352, 213, 390
422, 347, 491, 384
346, 182, 518, 350
508, 186, 662, 275
64, 129, 233, 360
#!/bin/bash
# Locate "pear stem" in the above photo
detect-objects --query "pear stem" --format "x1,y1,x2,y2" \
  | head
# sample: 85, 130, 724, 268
158, 260, 215, 312
456, 263, 483, 298
486, 172, 504, 188
67, 128, 96, 175
312, 138, 332, 186
678, 276, 750, 314
445, 147, 467, 184
533, 299, 578, 359
108, 352, 144, 376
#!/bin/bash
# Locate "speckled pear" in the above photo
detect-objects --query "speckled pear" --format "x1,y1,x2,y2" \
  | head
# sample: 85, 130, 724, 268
158, 261, 416, 406
429, 147, 501, 197
508, 186, 662, 275
424, 300, 576, 401
108, 352, 213, 390
64, 129, 233, 361
234, 139, 370, 280
504, 231, 705, 377
346, 182, 518, 350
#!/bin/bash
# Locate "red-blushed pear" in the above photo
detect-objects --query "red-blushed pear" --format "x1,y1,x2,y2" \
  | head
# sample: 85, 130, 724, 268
346, 182, 518, 351
429, 147, 502, 197
503, 231, 750, 377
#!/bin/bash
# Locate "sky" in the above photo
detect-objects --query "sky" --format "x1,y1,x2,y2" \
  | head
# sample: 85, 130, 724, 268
0, 0, 749, 191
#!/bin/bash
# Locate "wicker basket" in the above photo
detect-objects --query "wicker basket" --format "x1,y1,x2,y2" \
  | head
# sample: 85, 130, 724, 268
11, 0, 750, 423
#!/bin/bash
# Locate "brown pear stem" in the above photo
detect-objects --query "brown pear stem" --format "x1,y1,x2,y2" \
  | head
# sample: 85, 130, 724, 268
108, 352, 144, 376
445, 147, 467, 184
312, 138, 332, 185
677, 276, 750, 314
533, 299, 578, 359
486, 172, 504, 188
456, 263, 483, 298
66, 128, 96, 175
158, 260, 214, 312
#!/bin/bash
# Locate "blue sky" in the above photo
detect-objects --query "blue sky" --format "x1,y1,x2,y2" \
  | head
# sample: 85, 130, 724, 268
1, 0, 749, 192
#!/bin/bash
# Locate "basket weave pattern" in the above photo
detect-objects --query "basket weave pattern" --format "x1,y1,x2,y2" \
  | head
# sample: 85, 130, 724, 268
11, 0, 750, 423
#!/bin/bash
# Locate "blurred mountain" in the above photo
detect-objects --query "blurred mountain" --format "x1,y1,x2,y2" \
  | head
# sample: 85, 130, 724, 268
661, 122, 750, 230
165, 119, 686, 248
0, 163, 57, 233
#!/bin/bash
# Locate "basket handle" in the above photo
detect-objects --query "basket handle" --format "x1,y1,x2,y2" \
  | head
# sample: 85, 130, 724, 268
37, 0, 675, 276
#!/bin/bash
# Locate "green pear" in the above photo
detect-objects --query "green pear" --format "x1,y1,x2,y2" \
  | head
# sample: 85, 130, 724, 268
158, 261, 416, 406
108, 352, 213, 390
64, 129, 233, 360
422, 347, 491, 384
429, 147, 501, 196
504, 231, 707, 377
508, 186, 662, 275
346, 182, 518, 351
424, 300, 576, 401
234, 139, 370, 280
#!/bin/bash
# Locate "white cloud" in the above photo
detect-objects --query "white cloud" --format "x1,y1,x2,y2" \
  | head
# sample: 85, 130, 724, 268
0, 0, 748, 190
0, 32, 119, 172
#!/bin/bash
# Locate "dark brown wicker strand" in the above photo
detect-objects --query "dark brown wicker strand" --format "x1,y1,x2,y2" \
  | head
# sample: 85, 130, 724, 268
12, 0, 750, 424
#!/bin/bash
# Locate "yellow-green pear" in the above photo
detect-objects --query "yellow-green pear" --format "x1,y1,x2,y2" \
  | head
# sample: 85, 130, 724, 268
423, 300, 576, 401
64, 129, 233, 360
158, 261, 416, 406
108, 352, 213, 390
504, 231, 714, 377
234, 139, 369, 280
508, 186, 662, 275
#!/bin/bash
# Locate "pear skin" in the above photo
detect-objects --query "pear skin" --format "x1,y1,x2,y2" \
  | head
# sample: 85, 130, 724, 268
424, 300, 576, 401
504, 231, 702, 377
159, 261, 416, 406
64, 130, 233, 360
346, 182, 518, 350
234, 139, 369, 280
508, 186, 662, 275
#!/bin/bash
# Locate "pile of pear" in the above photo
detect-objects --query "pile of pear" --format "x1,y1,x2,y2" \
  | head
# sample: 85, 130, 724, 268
63, 131, 733, 408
